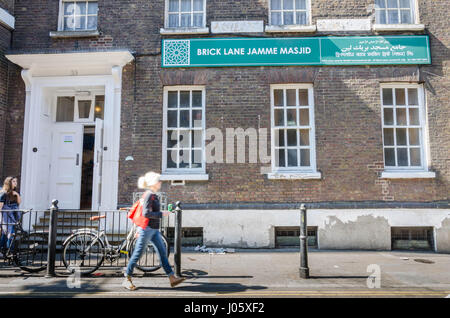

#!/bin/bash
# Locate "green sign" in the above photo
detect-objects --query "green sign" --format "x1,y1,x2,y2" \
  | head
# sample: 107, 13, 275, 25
162, 36, 431, 67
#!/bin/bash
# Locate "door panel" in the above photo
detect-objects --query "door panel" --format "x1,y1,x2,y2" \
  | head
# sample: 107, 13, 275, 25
49, 125, 83, 209
92, 118, 104, 210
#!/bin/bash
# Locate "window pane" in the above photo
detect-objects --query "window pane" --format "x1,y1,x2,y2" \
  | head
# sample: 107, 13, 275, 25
287, 129, 297, 146
87, 16, 97, 30
384, 108, 394, 125
395, 88, 406, 105
299, 109, 309, 126
168, 110, 178, 127
384, 128, 394, 145
168, 14, 179, 27
396, 128, 407, 145
287, 109, 297, 126
76, 2, 86, 15
180, 110, 190, 127
64, 2, 75, 15
409, 108, 419, 125
276, 149, 285, 167
299, 89, 308, 105
169, 0, 179, 12
300, 149, 310, 166
283, 12, 294, 25
192, 110, 202, 127
193, 0, 203, 11
376, 9, 387, 24
296, 0, 306, 10
192, 91, 202, 107
400, 10, 411, 23
300, 129, 309, 145
397, 148, 408, 166
410, 148, 421, 166
287, 149, 298, 167
274, 130, 285, 147
271, 12, 282, 25
407, 88, 418, 105
271, 0, 281, 10
180, 14, 191, 27
399, 0, 411, 8
87, 2, 98, 14
78, 100, 91, 119
388, 10, 399, 24
408, 128, 420, 145
192, 130, 202, 148
384, 148, 395, 166
382, 88, 393, 105
193, 13, 203, 27
274, 109, 284, 126
181, 0, 191, 11
94, 95, 104, 120
192, 150, 202, 168
375, 0, 386, 8
179, 130, 190, 148
56, 97, 74, 122
274, 89, 283, 106
286, 89, 296, 106
167, 150, 177, 168
296, 12, 307, 25
396, 108, 407, 125
387, 0, 398, 8
64, 17, 75, 30
179, 150, 189, 168
75, 16, 86, 30
283, 0, 294, 10
180, 91, 190, 107
167, 130, 178, 148
168, 91, 178, 108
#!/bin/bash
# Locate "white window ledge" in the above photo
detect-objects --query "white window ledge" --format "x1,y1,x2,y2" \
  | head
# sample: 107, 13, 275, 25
372, 24, 425, 32
50, 30, 100, 38
380, 171, 436, 179
160, 173, 209, 181
160, 27, 210, 35
265, 25, 317, 33
267, 172, 322, 180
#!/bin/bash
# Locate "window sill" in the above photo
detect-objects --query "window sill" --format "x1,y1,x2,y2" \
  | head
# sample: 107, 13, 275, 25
49, 30, 100, 38
160, 173, 209, 181
380, 171, 436, 179
160, 27, 210, 35
267, 171, 322, 180
265, 25, 317, 33
372, 24, 425, 32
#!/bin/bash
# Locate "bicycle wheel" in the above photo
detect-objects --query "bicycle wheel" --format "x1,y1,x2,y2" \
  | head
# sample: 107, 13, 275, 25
62, 232, 105, 276
129, 234, 170, 273
15, 232, 48, 273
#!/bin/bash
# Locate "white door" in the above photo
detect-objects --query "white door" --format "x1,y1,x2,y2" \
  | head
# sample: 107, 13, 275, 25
92, 118, 104, 210
49, 124, 84, 209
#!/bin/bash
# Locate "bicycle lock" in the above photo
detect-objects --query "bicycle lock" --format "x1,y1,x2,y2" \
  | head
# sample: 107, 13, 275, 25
45, 200, 59, 278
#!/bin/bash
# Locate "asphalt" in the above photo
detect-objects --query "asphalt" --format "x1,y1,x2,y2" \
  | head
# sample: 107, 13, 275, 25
0, 249, 449, 298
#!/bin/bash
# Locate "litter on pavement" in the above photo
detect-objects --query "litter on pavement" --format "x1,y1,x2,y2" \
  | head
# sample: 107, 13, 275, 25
194, 245, 235, 254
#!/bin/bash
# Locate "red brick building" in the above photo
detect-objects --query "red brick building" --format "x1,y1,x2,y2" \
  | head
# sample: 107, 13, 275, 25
0, 1, 449, 251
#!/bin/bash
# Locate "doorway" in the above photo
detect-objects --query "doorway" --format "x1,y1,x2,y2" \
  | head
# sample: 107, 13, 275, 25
80, 127, 95, 209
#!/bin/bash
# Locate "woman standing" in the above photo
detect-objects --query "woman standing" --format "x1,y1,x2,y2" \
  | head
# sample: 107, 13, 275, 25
123, 171, 185, 290
0, 177, 22, 253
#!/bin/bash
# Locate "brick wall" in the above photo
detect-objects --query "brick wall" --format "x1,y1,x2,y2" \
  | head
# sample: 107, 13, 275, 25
4, 0, 449, 205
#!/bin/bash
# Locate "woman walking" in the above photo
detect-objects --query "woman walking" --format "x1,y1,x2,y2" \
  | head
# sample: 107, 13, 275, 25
0, 177, 22, 253
123, 171, 185, 290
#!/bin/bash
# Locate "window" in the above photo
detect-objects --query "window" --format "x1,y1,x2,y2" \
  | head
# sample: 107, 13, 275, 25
59, 0, 98, 31
391, 227, 434, 251
375, 0, 415, 24
163, 87, 205, 173
55, 94, 104, 123
270, 0, 310, 26
166, 0, 206, 28
381, 85, 427, 170
271, 85, 316, 173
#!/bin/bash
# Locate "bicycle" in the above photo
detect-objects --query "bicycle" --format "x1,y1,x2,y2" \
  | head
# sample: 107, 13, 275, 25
61, 214, 171, 276
0, 210, 48, 273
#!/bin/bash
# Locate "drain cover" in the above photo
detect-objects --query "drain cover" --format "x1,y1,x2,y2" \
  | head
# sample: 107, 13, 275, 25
414, 259, 435, 264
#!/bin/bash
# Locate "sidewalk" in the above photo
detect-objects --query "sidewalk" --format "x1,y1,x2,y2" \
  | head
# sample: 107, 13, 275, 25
0, 249, 449, 298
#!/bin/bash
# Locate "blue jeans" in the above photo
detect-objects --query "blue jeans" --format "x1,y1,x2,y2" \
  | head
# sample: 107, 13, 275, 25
126, 227, 174, 277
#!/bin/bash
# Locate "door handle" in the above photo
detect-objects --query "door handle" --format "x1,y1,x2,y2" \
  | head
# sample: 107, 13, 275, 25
76, 153, 80, 166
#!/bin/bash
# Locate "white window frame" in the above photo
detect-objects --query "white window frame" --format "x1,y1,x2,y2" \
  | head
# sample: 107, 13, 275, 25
53, 91, 103, 123
58, 0, 99, 32
374, 0, 418, 24
269, 84, 319, 178
380, 83, 432, 176
269, 0, 312, 26
162, 86, 207, 176
165, 0, 207, 29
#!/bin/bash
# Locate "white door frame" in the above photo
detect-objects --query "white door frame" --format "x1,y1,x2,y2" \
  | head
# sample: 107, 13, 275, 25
20, 68, 123, 211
